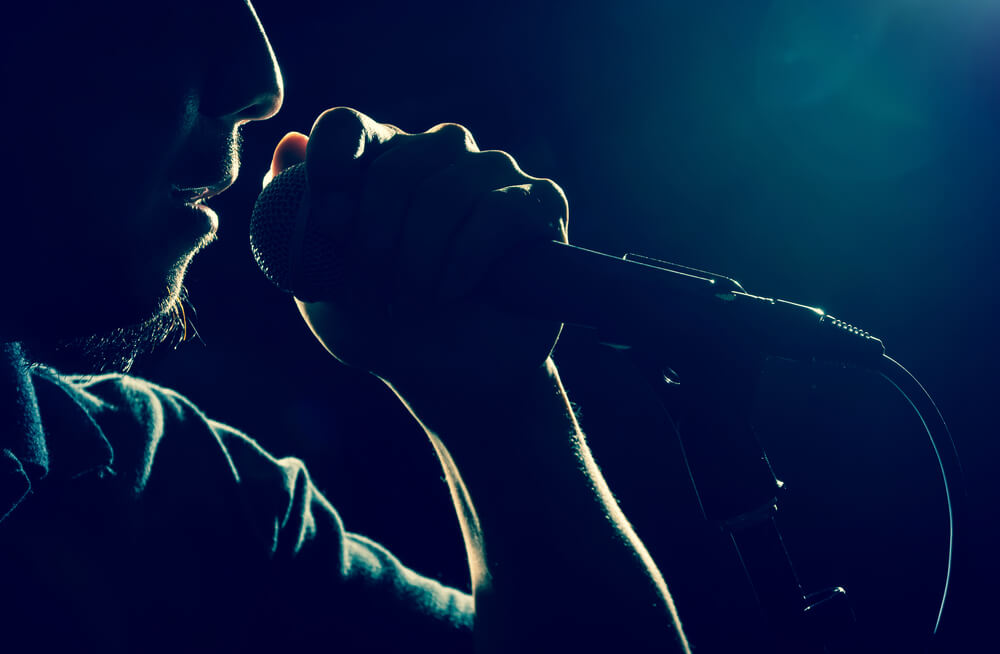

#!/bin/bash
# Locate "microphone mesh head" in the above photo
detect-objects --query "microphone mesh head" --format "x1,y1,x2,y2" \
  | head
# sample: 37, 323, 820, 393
250, 162, 345, 302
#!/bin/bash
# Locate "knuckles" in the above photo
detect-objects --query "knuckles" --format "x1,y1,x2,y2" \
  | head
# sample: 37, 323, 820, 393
305, 107, 373, 191
480, 180, 569, 240
473, 149, 521, 176
524, 177, 566, 207
307, 107, 369, 162
529, 178, 569, 230
426, 122, 478, 152
306, 107, 400, 188
310, 106, 366, 137
360, 122, 482, 184
303, 109, 568, 251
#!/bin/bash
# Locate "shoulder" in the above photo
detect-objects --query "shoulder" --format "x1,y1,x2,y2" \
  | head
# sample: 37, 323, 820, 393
30, 369, 474, 646
48, 369, 209, 432
33, 368, 269, 503
32, 368, 321, 554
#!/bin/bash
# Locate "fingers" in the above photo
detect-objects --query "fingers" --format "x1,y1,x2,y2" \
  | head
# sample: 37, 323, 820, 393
437, 178, 569, 304
300, 108, 401, 241
357, 124, 482, 267
306, 106, 400, 193
284, 108, 567, 314
394, 149, 530, 305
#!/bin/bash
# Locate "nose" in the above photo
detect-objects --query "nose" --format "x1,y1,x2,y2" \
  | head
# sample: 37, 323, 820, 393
200, 1, 284, 125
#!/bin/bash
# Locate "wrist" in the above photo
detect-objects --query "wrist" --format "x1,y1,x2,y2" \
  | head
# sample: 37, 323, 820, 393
384, 357, 572, 446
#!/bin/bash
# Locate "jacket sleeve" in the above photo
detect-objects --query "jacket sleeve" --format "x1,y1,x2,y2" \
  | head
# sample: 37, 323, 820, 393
72, 372, 474, 653
210, 417, 475, 649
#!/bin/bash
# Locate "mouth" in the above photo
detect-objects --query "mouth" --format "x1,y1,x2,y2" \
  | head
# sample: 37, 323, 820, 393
170, 186, 212, 205
169, 178, 234, 206
167, 181, 227, 242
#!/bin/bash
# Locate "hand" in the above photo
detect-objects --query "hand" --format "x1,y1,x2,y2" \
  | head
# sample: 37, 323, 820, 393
265, 111, 690, 654
265, 107, 568, 401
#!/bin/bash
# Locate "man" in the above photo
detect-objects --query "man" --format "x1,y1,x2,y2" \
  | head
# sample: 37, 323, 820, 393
0, 2, 690, 652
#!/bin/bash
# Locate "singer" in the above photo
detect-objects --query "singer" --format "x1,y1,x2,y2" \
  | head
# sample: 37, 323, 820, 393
0, 2, 689, 653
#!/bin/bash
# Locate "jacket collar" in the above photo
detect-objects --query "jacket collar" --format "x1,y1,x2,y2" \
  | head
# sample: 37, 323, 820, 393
0, 342, 48, 522
0, 342, 113, 524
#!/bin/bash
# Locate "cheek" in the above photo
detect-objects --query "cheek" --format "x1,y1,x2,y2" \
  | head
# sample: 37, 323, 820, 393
0, 116, 191, 335
0, 5, 207, 338
10, 117, 167, 250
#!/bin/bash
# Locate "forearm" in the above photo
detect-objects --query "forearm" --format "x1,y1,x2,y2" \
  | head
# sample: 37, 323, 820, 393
387, 358, 690, 653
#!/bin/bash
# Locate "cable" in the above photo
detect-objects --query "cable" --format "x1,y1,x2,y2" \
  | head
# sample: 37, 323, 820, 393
877, 353, 964, 637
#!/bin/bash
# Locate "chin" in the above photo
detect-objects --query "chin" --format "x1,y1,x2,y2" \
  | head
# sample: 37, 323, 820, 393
10, 189, 220, 371
24, 315, 184, 375
109, 222, 215, 329
22, 291, 189, 375
17, 249, 202, 374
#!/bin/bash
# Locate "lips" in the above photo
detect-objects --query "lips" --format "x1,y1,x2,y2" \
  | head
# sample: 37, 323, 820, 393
170, 179, 233, 205
170, 186, 211, 205
166, 179, 226, 241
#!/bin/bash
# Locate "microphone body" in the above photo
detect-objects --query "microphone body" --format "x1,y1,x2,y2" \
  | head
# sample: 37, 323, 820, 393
484, 240, 884, 367
251, 163, 885, 368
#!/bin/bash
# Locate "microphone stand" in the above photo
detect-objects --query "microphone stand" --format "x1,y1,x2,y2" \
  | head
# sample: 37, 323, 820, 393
625, 344, 855, 653
603, 254, 856, 652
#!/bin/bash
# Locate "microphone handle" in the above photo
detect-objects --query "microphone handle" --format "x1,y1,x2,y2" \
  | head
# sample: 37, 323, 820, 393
482, 240, 885, 368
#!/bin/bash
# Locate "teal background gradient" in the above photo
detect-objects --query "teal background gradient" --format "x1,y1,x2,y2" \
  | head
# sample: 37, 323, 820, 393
134, 1, 998, 649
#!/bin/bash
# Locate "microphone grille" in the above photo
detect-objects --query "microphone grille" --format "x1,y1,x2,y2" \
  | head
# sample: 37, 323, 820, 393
250, 162, 345, 302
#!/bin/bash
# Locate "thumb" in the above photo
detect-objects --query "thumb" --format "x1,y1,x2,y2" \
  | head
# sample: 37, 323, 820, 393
263, 131, 308, 189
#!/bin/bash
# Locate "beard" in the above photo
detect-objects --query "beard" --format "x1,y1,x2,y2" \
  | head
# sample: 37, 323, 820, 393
63, 293, 193, 374
22, 284, 196, 376
18, 241, 213, 376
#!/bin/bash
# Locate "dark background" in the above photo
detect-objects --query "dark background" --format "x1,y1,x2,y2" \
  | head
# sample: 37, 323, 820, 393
133, 1, 996, 650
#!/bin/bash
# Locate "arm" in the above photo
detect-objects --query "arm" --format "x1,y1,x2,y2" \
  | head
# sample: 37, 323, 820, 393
390, 358, 689, 652
275, 107, 690, 652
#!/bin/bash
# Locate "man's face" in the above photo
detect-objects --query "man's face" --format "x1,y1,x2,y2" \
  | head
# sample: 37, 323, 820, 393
0, 2, 282, 351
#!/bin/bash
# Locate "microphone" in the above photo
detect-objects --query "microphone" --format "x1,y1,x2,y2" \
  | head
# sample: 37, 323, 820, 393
250, 162, 885, 367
